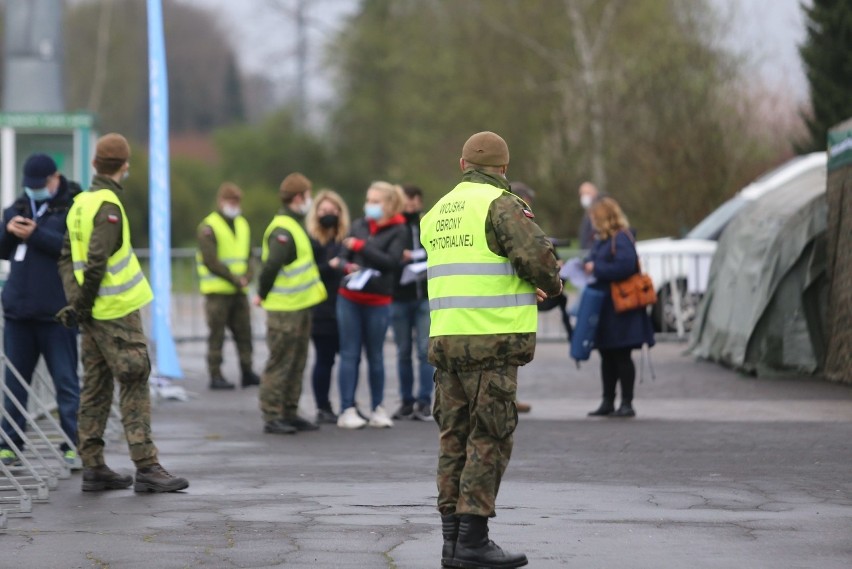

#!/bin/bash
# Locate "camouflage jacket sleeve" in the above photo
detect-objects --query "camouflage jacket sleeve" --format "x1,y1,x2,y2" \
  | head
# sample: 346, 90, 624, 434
257, 228, 297, 300
58, 231, 80, 307
197, 223, 241, 285
73, 203, 123, 311
486, 194, 561, 296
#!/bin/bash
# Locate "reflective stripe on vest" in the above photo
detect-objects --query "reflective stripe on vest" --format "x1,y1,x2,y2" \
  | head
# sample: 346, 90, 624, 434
260, 214, 327, 311
196, 212, 251, 294
68, 189, 153, 320
420, 182, 537, 336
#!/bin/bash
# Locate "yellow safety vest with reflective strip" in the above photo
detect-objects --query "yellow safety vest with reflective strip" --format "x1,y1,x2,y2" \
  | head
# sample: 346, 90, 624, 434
260, 214, 327, 311
420, 182, 537, 337
68, 190, 153, 320
196, 212, 251, 294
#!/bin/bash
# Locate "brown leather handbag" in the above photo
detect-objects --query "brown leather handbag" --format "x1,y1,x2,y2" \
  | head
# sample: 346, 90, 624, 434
609, 231, 657, 313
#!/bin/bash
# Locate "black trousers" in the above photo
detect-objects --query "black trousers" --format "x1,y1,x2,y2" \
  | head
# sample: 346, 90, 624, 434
599, 348, 635, 403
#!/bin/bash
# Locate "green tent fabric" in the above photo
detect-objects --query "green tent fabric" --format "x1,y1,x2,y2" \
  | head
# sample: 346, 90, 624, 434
689, 157, 828, 376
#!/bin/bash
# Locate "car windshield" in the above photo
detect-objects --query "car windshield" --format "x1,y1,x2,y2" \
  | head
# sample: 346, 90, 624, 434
685, 196, 747, 241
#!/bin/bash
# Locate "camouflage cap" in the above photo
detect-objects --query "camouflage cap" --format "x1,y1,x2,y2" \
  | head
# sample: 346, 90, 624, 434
279, 172, 312, 200
217, 181, 242, 201
461, 131, 509, 167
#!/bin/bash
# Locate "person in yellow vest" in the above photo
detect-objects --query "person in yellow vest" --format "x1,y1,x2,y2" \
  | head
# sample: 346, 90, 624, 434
196, 182, 260, 390
254, 173, 327, 435
420, 131, 561, 568
56, 133, 189, 493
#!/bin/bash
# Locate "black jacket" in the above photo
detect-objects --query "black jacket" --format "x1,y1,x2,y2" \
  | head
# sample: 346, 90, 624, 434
0, 177, 80, 321
310, 238, 345, 335
392, 216, 428, 302
339, 215, 408, 299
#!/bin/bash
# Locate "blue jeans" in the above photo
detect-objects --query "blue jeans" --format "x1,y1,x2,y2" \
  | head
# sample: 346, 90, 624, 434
1, 319, 80, 452
336, 296, 390, 412
391, 298, 434, 406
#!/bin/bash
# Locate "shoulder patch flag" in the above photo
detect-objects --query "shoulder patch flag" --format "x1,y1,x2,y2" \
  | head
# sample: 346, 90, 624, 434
522, 208, 535, 219
276, 234, 289, 244
107, 214, 120, 224
202, 226, 213, 236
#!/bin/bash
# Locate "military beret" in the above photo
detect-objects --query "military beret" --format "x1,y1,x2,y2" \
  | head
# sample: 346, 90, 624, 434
279, 172, 312, 200
95, 133, 131, 162
217, 181, 243, 201
461, 131, 509, 167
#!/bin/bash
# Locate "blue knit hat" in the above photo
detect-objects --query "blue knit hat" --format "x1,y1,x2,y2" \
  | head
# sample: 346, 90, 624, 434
22, 153, 58, 189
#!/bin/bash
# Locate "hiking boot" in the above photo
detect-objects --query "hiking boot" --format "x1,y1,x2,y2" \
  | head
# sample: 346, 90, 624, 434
612, 402, 636, 418
413, 401, 432, 420
454, 514, 528, 568
209, 375, 236, 390
64, 449, 82, 471
82, 464, 133, 492
0, 449, 20, 466
337, 407, 367, 429
392, 402, 415, 420
441, 514, 462, 568
264, 420, 297, 434
587, 399, 615, 417
316, 408, 338, 424
241, 369, 261, 387
368, 405, 394, 428
134, 463, 189, 493
286, 416, 319, 432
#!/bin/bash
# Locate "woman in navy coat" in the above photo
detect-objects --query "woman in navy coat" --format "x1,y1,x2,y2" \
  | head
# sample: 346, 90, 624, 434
584, 197, 655, 417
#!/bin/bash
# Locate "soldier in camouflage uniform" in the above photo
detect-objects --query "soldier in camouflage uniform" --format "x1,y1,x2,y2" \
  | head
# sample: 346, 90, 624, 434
255, 173, 327, 435
57, 133, 189, 493
196, 182, 260, 390
421, 132, 561, 568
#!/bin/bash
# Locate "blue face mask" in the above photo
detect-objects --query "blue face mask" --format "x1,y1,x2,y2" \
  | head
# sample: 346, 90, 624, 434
364, 203, 384, 220
24, 187, 51, 201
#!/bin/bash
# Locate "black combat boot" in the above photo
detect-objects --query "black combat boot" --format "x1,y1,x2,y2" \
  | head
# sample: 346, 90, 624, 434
241, 368, 261, 387
285, 416, 320, 431
587, 399, 615, 416
454, 514, 528, 568
82, 464, 133, 492
612, 401, 636, 417
209, 373, 236, 390
441, 514, 461, 568
134, 463, 189, 493
264, 420, 297, 435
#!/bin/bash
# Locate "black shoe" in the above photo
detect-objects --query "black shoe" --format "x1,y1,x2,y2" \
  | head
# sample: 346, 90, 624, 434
316, 408, 338, 424
82, 464, 133, 492
454, 514, 528, 568
612, 402, 636, 417
286, 417, 319, 431
441, 514, 462, 568
241, 369, 261, 387
413, 401, 432, 420
134, 463, 189, 493
264, 420, 297, 434
209, 375, 236, 390
587, 400, 615, 417
392, 402, 415, 420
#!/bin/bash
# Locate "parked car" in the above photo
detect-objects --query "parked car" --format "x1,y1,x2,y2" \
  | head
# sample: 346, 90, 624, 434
636, 152, 827, 333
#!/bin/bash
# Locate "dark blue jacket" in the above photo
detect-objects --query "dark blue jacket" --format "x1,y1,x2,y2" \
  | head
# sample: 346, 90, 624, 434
0, 177, 79, 321
588, 230, 655, 350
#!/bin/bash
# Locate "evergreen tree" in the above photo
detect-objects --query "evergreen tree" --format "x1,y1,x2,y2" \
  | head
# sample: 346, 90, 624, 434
798, 0, 852, 152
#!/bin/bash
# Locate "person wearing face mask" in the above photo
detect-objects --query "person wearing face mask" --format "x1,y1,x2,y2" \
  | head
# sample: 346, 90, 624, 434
255, 173, 327, 435
335, 181, 408, 429
0, 154, 83, 469
390, 184, 435, 421
196, 182, 260, 390
57, 133, 189, 493
305, 190, 352, 424
578, 181, 600, 250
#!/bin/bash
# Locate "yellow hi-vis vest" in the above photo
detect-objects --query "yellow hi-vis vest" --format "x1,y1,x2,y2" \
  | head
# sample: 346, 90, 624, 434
196, 212, 251, 294
68, 189, 153, 320
260, 214, 327, 311
420, 182, 537, 337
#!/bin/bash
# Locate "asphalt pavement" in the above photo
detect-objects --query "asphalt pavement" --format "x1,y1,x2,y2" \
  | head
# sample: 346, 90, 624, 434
2, 339, 851, 569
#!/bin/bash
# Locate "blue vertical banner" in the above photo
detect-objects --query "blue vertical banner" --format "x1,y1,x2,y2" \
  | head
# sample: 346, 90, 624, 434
147, 0, 183, 379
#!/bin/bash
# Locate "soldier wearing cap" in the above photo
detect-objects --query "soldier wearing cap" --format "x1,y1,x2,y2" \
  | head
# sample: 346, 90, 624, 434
254, 173, 327, 435
420, 131, 561, 568
57, 133, 189, 493
196, 181, 260, 390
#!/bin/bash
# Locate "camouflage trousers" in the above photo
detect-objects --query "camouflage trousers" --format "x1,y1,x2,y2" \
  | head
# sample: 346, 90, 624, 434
78, 311, 158, 469
433, 364, 519, 518
259, 309, 312, 422
205, 293, 254, 376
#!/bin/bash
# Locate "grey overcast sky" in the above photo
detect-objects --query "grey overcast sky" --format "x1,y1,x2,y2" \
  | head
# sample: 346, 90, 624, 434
182, 0, 810, 118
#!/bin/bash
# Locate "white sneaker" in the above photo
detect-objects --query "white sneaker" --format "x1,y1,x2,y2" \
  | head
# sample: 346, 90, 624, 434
368, 405, 394, 428
337, 407, 367, 429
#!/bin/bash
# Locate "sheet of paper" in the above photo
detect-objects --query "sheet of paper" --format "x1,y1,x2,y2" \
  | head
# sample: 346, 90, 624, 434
400, 261, 428, 285
345, 268, 380, 290
560, 257, 592, 289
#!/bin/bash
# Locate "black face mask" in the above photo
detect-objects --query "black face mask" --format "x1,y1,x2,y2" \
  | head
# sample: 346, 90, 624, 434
403, 211, 421, 223
318, 214, 339, 228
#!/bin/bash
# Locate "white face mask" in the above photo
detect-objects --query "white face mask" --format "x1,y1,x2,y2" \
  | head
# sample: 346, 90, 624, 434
580, 195, 594, 209
298, 196, 313, 215
221, 204, 241, 218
